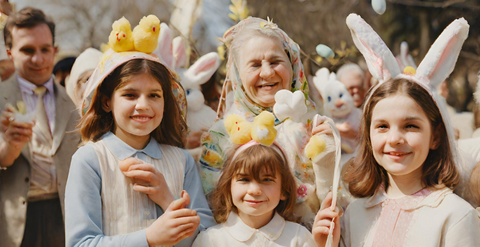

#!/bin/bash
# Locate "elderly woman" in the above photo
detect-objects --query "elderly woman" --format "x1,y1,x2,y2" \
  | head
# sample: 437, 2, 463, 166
199, 17, 337, 226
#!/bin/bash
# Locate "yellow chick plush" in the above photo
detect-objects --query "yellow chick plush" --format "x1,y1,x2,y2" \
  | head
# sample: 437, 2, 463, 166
108, 17, 134, 52
251, 111, 277, 146
224, 114, 252, 145
305, 134, 327, 162
132, 15, 161, 53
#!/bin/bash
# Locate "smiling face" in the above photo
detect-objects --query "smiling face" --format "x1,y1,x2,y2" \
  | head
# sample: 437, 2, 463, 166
231, 168, 286, 228
104, 73, 164, 149
7, 24, 57, 86
238, 35, 293, 107
370, 94, 438, 181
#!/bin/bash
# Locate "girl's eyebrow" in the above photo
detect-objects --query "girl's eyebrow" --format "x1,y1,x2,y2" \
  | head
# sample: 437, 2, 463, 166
404, 116, 424, 121
119, 87, 163, 92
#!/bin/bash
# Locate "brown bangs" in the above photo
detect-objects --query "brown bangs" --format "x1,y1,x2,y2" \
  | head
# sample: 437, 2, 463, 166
232, 145, 282, 182
210, 144, 296, 223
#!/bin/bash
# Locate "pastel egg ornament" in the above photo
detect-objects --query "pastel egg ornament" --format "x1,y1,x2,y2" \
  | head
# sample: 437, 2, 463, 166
372, 0, 386, 15
316, 44, 334, 59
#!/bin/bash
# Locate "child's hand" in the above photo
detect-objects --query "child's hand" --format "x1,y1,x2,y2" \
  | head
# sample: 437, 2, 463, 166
120, 157, 175, 210
313, 192, 341, 247
336, 122, 358, 140
312, 115, 333, 136
146, 191, 200, 246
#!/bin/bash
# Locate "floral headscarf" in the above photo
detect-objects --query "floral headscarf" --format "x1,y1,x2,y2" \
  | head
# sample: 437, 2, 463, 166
199, 18, 330, 220
218, 17, 315, 121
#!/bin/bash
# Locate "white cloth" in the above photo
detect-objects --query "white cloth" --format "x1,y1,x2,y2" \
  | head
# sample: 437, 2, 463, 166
92, 139, 185, 246
193, 212, 316, 247
341, 187, 480, 247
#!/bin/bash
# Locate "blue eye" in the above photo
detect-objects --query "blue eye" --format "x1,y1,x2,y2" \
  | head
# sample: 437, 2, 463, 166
186, 89, 191, 95
339, 93, 343, 98
327, 96, 331, 102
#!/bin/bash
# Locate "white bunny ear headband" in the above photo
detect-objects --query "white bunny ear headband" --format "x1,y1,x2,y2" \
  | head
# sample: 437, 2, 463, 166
346, 13, 468, 156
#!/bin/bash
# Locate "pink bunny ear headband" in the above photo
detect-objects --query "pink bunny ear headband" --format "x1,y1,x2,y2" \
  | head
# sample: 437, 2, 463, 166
231, 140, 288, 165
346, 13, 469, 165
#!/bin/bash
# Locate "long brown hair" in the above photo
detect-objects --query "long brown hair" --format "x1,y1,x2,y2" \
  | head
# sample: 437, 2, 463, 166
344, 78, 460, 197
78, 59, 187, 148
210, 144, 297, 223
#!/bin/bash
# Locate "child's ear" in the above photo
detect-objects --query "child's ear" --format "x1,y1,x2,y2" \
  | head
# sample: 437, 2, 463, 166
430, 124, 442, 150
280, 193, 287, 201
101, 95, 112, 112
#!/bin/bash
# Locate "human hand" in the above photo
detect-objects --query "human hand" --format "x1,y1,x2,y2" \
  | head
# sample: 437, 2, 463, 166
312, 115, 333, 136
146, 191, 200, 246
120, 157, 174, 210
186, 129, 207, 149
336, 122, 358, 140
312, 192, 341, 247
1, 109, 33, 148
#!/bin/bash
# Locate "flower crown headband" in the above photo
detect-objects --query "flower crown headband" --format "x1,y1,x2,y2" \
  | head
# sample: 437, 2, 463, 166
81, 15, 187, 119
225, 111, 287, 163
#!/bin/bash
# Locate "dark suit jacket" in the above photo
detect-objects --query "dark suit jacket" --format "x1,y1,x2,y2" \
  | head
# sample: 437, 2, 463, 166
0, 74, 81, 247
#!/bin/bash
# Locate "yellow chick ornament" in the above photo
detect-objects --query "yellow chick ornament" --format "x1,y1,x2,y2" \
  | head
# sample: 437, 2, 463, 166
108, 17, 134, 52
304, 134, 327, 163
224, 114, 252, 145
132, 15, 161, 53
251, 111, 277, 146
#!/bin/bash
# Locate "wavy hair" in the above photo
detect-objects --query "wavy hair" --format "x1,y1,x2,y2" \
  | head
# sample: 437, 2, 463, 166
78, 59, 187, 148
344, 78, 460, 197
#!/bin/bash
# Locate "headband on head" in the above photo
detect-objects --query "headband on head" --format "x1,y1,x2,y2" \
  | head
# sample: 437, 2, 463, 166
225, 111, 287, 162
81, 15, 187, 119
346, 13, 468, 166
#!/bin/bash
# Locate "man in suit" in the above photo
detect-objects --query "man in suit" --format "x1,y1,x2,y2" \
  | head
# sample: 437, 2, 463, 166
0, 7, 80, 247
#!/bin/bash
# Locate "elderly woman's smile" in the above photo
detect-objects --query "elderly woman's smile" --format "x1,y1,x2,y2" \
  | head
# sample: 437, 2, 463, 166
238, 35, 293, 108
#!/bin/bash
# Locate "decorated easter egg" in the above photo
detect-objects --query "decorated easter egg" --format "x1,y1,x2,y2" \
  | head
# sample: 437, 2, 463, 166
316, 44, 334, 59
372, 0, 386, 15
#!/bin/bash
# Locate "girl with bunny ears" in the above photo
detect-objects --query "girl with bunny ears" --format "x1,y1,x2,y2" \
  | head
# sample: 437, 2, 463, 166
313, 14, 480, 247
64, 16, 215, 247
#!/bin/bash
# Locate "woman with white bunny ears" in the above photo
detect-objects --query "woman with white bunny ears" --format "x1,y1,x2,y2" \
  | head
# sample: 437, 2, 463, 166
198, 17, 338, 228
313, 14, 480, 247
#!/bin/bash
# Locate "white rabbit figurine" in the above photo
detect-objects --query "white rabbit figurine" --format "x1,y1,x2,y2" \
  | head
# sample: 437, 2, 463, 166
153, 23, 220, 133
313, 67, 361, 154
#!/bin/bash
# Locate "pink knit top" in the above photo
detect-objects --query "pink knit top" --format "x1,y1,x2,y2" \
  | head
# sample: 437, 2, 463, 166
371, 188, 431, 246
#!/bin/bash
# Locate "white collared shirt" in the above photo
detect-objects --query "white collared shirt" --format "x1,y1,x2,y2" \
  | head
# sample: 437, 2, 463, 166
193, 212, 316, 247
17, 75, 56, 132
